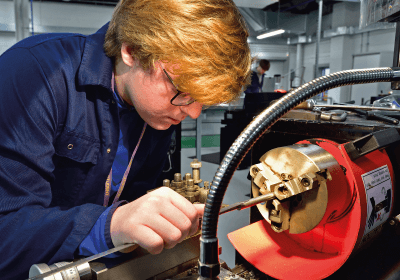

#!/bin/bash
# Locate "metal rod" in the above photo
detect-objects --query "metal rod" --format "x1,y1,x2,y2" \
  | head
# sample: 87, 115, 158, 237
219, 192, 276, 215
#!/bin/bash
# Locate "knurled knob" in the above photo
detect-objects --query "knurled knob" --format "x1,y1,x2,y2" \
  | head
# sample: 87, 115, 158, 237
190, 158, 202, 168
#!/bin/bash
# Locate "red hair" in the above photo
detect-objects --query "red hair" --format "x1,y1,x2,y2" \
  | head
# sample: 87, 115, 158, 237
104, 0, 251, 105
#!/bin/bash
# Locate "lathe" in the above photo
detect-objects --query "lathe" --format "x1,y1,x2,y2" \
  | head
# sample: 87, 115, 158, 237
28, 69, 400, 280
28, 0, 400, 277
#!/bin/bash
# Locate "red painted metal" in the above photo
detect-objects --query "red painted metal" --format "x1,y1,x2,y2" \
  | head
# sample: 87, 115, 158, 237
228, 139, 394, 280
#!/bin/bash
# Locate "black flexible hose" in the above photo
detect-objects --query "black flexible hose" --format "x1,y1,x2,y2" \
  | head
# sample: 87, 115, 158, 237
198, 67, 400, 278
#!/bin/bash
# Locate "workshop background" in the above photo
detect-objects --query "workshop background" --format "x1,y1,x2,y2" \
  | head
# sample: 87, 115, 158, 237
1, 0, 399, 270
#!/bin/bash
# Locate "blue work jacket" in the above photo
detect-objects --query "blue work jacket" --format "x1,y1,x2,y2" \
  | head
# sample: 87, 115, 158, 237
244, 71, 264, 93
0, 24, 174, 279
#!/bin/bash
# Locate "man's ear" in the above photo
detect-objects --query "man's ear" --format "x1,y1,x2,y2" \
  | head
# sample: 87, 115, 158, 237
121, 42, 135, 67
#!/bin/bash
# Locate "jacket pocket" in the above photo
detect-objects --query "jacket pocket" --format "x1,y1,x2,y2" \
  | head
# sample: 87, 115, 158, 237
54, 130, 100, 164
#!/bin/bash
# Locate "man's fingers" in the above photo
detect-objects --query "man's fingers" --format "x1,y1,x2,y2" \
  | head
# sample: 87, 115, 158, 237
111, 188, 207, 255
131, 225, 164, 254
158, 203, 192, 243
167, 188, 199, 220
186, 204, 205, 236
194, 203, 205, 216
144, 215, 185, 249
158, 202, 205, 243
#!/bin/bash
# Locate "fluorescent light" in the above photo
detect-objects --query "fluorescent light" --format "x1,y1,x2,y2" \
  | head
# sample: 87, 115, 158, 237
257, 29, 285, 39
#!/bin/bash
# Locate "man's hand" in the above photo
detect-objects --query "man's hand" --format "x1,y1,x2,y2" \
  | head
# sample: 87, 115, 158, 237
110, 187, 205, 254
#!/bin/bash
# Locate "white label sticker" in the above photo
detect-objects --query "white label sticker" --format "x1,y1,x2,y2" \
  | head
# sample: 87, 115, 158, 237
361, 165, 392, 237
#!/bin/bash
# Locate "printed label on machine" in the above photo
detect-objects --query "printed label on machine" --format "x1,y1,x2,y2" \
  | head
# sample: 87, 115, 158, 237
361, 165, 392, 237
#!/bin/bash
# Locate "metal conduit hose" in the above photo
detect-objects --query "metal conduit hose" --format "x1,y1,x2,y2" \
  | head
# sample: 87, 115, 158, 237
198, 67, 400, 279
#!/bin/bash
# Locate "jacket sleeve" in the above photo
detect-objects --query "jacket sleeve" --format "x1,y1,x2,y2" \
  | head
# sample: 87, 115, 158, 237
0, 48, 106, 280
244, 71, 260, 93
78, 202, 126, 259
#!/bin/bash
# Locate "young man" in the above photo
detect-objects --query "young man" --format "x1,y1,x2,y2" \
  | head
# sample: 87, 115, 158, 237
244, 59, 271, 93
0, 0, 251, 278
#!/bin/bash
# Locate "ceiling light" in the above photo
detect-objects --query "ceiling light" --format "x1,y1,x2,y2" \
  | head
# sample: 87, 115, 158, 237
257, 29, 285, 40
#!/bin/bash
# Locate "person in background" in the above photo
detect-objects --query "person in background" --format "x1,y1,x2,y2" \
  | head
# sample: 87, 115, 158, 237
0, 0, 251, 278
244, 59, 271, 93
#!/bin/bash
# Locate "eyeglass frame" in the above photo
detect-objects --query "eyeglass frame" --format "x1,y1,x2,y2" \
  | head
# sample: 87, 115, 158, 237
162, 67, 196, 106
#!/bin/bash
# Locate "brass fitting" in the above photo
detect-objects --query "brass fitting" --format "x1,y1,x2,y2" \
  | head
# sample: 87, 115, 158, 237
183, 173, 192, 190
172, 173, 184, 195
186, 179, 195, 192
186, 179, 196, 203
163, 179, 171, 189
190, 158, 203, 185
174, 173, 182, 182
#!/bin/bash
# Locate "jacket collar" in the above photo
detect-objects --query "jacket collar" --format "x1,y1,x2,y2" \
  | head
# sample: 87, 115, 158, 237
77, 23, 113, 91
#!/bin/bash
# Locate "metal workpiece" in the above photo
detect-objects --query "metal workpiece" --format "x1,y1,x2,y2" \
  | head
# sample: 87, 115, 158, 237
185, 179, 198, 203
198, 188, 209, 203
174, 173, 182, 183
191, 158, 203, 185
185, 173, 192, 181
160, 160, 209, 203
172, 173, 184, 194
250, 143, 337, 234
172, 173, 182, 187
186, 179, 195, 189
182, 173, 191, 189
199, 182, 211, 202
190, 158, 202, 169
163, 179, 171, 188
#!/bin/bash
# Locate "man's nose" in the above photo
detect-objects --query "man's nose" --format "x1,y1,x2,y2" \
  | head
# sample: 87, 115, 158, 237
180, 102, 203, 119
